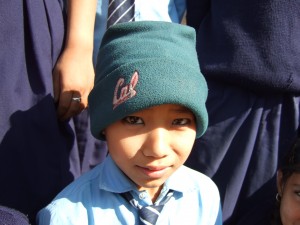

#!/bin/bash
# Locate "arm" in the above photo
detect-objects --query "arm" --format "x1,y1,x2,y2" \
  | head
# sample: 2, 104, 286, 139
53, 0, 97, 121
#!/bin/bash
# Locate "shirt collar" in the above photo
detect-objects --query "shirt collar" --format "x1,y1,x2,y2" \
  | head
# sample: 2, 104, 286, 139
165, 165, 199, 193
98, 155, 136, 193
98, 155, 195, 194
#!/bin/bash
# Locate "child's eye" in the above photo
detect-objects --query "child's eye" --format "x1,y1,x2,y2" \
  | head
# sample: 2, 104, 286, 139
123, 116, 144, 125
295, 191, 300, 197
172, 118, 191, 126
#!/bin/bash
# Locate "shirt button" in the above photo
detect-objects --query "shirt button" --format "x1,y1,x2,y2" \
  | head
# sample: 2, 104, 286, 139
139, 192, 147, 199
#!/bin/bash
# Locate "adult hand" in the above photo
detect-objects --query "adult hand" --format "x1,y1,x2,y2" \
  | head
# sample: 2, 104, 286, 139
53, 47, 94, 121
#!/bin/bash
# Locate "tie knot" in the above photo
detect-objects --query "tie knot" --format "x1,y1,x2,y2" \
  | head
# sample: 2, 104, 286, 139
120, 190, 174, 225
107, 0, 135, 28
139, 205, 164, 225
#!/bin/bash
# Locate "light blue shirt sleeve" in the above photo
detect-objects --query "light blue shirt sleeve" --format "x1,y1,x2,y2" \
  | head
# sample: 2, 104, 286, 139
93, 0, 187, 64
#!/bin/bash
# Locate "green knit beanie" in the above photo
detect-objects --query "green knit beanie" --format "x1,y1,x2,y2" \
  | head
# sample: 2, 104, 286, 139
88, 21, 208, 140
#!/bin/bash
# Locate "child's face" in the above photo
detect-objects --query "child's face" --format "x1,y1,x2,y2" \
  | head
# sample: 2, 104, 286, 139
105, 104, 196, 199
278, 171, 300, 225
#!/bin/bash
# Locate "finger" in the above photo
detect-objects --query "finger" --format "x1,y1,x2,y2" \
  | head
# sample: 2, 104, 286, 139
60, 93, 86, 121
52, 69, 60, 103
61, 99, 85, 120
78, 92, 88, 109
57, 91, 73, 120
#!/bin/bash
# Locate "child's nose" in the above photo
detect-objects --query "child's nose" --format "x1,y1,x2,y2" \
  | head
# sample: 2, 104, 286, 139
142, 128, 170, 158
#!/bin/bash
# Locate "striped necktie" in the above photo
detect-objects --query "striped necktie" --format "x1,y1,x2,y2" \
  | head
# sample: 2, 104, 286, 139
121, 191, 174, 225
107, 0, 135, 28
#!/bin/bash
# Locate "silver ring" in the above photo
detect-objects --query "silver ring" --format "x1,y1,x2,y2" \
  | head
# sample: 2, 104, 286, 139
72, 97, 81, 103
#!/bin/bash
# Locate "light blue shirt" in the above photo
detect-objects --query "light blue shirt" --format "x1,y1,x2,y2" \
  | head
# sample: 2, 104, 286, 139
93, 0, 187, 64
37, 156, 222, 225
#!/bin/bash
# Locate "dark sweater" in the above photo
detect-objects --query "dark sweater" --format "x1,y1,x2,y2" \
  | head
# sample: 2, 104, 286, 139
187, 0, 300, 94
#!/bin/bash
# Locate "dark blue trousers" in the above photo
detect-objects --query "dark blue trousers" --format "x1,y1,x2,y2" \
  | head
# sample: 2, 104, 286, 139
186, 80, 300, 225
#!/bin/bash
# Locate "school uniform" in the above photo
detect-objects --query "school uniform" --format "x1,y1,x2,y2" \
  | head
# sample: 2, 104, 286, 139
185, 1, 300, 224
37, 156, 222, 225
0, 0, 81, 223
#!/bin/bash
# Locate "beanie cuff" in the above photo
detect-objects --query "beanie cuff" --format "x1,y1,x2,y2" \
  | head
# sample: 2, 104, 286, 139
89, 58, 208, 140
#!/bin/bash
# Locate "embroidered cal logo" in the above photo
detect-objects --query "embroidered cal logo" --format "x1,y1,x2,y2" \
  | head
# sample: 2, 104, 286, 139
113, 70, 139, 110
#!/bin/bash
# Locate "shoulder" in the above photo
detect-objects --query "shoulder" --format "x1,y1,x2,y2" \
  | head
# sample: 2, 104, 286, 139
177, 165, 219, 191
173, 166, 220, 204
37, 164, 104, 224
56, 163, 103, 199
165, 166, 222, 224
168, 165, 220, 202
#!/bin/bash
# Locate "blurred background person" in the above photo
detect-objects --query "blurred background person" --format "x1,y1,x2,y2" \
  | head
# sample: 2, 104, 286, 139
0, 0, 96, 223
185, 1, 300, 224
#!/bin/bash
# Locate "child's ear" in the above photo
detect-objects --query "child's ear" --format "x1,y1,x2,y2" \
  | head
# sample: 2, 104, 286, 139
102, 130, 106, 136
277, 170, 283, 195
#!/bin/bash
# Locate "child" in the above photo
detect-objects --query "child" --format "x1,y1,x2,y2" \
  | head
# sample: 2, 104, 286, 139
37, 21, 222, 225
271, 129, 300, 225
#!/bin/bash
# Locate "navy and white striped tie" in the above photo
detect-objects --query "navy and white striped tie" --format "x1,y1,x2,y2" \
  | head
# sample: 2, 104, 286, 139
107, 0, 135, 28
121, 191, 174, 225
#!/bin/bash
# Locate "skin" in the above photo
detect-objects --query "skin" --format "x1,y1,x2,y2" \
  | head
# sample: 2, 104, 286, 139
53, 0, 97, 121
277, 170, 300, 225
104, 104, 197, 202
